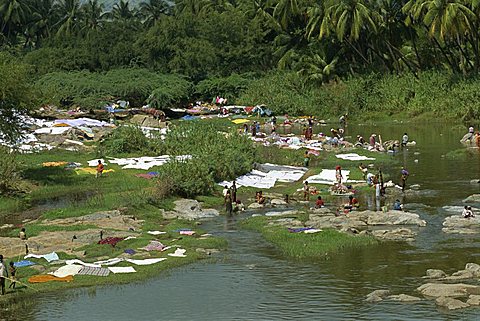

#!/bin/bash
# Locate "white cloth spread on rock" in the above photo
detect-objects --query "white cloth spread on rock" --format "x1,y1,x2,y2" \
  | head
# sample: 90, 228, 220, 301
335, 153, 375, 161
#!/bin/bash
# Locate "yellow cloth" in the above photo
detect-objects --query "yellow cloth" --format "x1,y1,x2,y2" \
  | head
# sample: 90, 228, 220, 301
42, 161, 68, 167
28, 275, 73, 283
53, 123, 70, 127
232, 119, 250, 124
75, 168, 114, 175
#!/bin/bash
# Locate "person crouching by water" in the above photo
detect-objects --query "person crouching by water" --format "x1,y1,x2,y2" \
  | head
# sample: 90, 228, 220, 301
462, 206, 475, 218
224, 190, 233, 216
315, 196, 325, 209
255, 191, 266, 204
393, 199, 403, 211
344, 195, 359, 211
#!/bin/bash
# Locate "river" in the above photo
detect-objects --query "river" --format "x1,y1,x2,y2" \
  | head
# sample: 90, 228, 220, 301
5, 122, 480, 320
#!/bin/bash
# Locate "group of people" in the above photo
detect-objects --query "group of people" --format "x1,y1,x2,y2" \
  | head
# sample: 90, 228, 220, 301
223, 182, 245, 215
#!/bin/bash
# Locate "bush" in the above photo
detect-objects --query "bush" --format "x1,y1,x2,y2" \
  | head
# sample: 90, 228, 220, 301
195, 73, 255, 101
98, 125, 150, 155
0, 147, 25, 195
154, 123, 255, 198
35, 68, 193, 109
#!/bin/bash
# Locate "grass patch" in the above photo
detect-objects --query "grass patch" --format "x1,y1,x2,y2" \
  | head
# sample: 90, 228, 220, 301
240, 216, 377, 259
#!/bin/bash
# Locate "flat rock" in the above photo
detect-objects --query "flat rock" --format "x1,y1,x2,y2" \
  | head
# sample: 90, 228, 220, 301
365, 294, 383, 303
435, 296, 470, 310
443, 270, 475, 281
270, 199, 288, 206
365, 290, 390, 303
43, 210, 143, 231
442, 215, 480, 234
309, 207, 334, 215
348, 210, 426, 227
423, 269, 447, 279
163, 199, 219, 220
372, 228, 416, 242
388, 294, 422, 302
248, 202, 265, 210
417, 283, 480, 298
268, 218, 303, 227
463, 194, 480, 202
467, 295, 480, 306
265, 210, 301, 217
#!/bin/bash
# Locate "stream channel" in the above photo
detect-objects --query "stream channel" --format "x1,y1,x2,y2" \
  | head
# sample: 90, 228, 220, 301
4, 122, 480, 320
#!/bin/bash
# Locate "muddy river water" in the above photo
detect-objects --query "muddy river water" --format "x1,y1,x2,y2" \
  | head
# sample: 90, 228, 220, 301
4, 122, 480, 320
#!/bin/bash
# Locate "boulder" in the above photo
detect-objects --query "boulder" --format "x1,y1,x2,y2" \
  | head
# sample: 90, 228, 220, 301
463, 194, 480, 203
465, 263, 480, 276
163, 199, 219, 220
417, 283, 480, 298
442, 215, 480, 234
366, 290, 390, 303
248, 202, 265, 210
443, 270, 475, 281
353, 210, 426, 227
130, 114, 164, 128
435, 297, 470, 310
423, 269, 447, 279
467, 295, 480, 306
372, 228, 416, 242
310, 207, 333, 215
265, 210, 301, 217
268, 218, 303, 227
271, 199, 288, 206
388, 294, 422, 302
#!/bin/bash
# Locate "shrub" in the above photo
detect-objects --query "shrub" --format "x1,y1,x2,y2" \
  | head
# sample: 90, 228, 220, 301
98, 125, 150, 155
0, 147, 25, 195
195, 73, 254, 101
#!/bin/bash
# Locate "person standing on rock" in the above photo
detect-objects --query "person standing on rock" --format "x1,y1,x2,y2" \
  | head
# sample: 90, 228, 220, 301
231, 181, 237, 203
0, 255, 7, 295
19, 228, 28, 254
224, 190, 233, 216
400, 168, 409, 192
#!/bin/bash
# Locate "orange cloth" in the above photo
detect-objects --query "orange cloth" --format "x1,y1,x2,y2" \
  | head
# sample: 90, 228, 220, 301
28, 275, 73, 283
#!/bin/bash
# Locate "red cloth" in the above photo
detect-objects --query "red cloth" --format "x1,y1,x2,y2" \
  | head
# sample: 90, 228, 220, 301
98, 237, 124, 247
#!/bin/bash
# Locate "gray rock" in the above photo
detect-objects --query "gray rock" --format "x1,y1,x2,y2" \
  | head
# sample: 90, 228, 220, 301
463, 194, 480, 203
465, 263, 480, 276
467, 295, 480, 306
442, 215, 480, 234
310, 207, 333, 215
365, 294, 383, 303
248, 202, 265, 210
388, 294, 422, 302
271, 198, 288, 206
366, 290, 390, 303
268, 218, 303, 227
443, 270, 475, 281
417, 283, 480, 298
163, 199, 219, 220
265, 210, 301, 217
372, 228, 416, 242
435, 297, 470, 310
424, 269, 447, 279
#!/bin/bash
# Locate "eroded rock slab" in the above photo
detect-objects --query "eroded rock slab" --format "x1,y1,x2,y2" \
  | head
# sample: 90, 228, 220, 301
372, 228, 416, 242
435, 297, 470, 310
423, 269, 447, 279
417, 283, 480, 298
163, 199, 219, 220
442, 215, 480, 234
463, 194, 480, 203
43, 210, 143, 231
388, 294, 422, 302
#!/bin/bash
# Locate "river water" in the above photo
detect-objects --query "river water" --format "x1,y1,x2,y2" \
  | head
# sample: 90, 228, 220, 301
5, 122, 480, 320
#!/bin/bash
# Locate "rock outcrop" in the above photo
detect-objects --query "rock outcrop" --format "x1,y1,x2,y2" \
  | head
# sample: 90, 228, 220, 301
442, 215, 480, 234
435, 297, 470, 310
163, 199, 219, 220
463, 194, 480, 203
417, 283, 480, 298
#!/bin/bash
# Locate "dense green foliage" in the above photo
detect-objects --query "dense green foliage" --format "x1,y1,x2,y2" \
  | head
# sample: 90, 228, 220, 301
35, 68, 191, 108
98, 125, 150, 155
156, 123, 255, 197
3, 0, 480, 118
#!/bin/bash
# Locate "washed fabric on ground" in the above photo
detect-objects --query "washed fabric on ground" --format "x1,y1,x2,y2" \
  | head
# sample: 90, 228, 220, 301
168, 249, 187, 258
140, 241, 166, 251
98, 237, 124, 247
306, 169, 351, 185
14, 260, 35, 267
28, 275, 73, 283
335, 153, 375, 161
65, 259, 101, 268
75, 167, 115, 175
108, 266, 136, 274
77, 266, 110, 277
50, 264, 83, 278
25, 252, 59, 263
219, 163, 307, 189
102, 155, 192, 170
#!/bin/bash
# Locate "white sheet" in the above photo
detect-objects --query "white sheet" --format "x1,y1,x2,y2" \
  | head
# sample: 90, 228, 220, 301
65, 259, 101, 268
93, 258, 124, 266
306, 169, 350, 185
25, 252, 59, 263
50, 264, 83, 278
335, 153, 375, 161
106, 155, 192, 170
108, 266, 136, 274
125, 258, 167, 265
168, 248, 187, 257
147, 231, 166, 235
87, 159, 107, 166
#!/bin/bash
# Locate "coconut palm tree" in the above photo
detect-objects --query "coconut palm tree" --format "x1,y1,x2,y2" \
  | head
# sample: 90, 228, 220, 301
82, 0, 108, 33
24, 0, 56, 47
140, 0, 171, 27
54, 0, 83, 38
0, 0, 31, 42
111, 0, 136, 22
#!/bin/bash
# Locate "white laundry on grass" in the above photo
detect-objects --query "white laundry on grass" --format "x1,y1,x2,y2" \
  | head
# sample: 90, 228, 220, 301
65, 259, 101, 268
50, 264, 83, 278
305, 169, 359, 185
87, 155, 192, 170
92, 257, 168, 266
335, 153, 375, 161
147, 231, 167, 235
168, 248, 187, 257
218, 163, 308, 189
108, 266, 136, 274
25, 252, 59, 263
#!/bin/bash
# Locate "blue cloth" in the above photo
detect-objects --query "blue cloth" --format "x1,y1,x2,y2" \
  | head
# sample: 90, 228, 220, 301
14, 260, 35, 267
147, 172, 159, 176
288, 227, 314, 233
181, 115, 198, 121
124, 249, 136, 255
